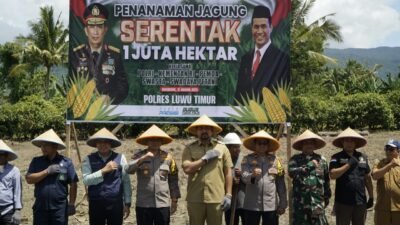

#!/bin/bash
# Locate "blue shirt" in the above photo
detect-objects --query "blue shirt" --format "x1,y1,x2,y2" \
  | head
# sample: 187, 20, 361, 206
27, 154, 79, 210
0, 163, 22, 215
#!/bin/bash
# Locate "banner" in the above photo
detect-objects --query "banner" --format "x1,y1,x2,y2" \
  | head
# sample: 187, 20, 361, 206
67, 0, 291, 122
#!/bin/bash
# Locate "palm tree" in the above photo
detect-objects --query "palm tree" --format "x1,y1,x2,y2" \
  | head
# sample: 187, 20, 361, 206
24, 6, 68, 99
291, 0, 343, 63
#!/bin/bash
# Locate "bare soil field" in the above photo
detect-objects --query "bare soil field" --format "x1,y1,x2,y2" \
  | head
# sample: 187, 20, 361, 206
6, 130, 400, 225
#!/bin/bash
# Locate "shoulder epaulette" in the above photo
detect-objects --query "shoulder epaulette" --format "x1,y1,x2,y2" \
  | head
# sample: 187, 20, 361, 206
108, 45, 120, 53
73, 44, 85, 52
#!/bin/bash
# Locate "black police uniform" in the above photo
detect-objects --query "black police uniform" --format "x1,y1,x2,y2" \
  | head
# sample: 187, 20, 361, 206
71, 44, 129, 104
27, 154, 79, 225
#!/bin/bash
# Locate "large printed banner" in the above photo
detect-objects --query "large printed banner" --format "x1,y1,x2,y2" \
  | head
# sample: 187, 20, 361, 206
67, 0, 291, 122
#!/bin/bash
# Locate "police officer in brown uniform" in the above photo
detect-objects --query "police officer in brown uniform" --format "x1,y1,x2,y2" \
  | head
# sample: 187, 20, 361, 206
70, 3, 129, 104
126, 125, 181, 225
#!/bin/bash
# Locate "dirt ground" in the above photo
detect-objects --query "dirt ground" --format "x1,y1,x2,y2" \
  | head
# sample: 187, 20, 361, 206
6, 130, 400, 225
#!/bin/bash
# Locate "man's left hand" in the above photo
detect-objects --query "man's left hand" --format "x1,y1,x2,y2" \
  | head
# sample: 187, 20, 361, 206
123, 205, 130, 220
220, 195, 232, 211
171, 200, 178, 214
277, 208, 285, 215
367, 198, 374, 209
11, 210, 21, 225
67, 204, 76, 216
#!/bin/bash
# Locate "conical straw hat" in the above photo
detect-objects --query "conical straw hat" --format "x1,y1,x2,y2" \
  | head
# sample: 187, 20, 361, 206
243, 130, 280, 152
292, 130, 326, 151
32, 129, 66, 150
0, 140, 18, 161
136, 125, 173, 146
332, 127, 367, 149
187, 115, 222, 136
87, 128, 121, 148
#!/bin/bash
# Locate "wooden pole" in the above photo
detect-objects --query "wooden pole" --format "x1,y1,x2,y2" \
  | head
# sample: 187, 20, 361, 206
112, 123, 124, 135
231, 123, 249, 138
71, 123, 82, 163
286, 123, 293, 224
66, 122, 71, 158
275, 123, 285, 140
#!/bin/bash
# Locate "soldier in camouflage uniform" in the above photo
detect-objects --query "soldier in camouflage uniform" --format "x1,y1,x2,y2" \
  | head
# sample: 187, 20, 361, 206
289, 130, 331, 225
126, 125, 180, 225
70, 3, 128, 104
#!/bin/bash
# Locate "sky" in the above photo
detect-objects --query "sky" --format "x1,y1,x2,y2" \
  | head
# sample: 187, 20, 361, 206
0, 0, 399, 49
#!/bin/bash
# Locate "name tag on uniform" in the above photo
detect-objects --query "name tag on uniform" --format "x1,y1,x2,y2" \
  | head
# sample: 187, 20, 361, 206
340, 158, 348, 164
268, 168, 278, 175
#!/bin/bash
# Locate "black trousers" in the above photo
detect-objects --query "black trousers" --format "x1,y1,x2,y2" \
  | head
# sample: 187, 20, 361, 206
225, 208, 246, 225
244, 210, 278, 225
33, 206, 68, 225
136, 207, 170, 225
0, 210, 14, 225
89, 200, 123, 225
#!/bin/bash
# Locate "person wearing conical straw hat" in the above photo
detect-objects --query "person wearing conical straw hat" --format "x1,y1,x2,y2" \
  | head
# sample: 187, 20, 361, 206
26, 129, 79, 225
288, 130, 331, 225
372, 140, 400, 225
182, 115, 233, 225
125, 125, 181, 225
329, 127, 373, 225
222, 133, 246, 225
240, 130, 287, 225
0, 140, 22, 225
82, 127, 132, 225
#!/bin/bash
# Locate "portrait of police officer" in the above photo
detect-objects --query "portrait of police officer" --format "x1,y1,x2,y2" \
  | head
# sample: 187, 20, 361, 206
70, 3, 129, 104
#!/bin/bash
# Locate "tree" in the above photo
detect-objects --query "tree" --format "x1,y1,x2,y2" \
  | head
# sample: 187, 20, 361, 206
291, 0, 343, 86
23, 6, 68, 99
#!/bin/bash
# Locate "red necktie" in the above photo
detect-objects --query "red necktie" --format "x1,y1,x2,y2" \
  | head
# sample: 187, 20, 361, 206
252, 50, 261, 80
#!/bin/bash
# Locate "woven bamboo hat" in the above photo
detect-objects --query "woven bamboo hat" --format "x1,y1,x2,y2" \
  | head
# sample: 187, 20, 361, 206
292, 130, 326, 151
332, 127, 367, 149
87, 128, 121, 148
186, 115, 223, 136
243, 130, 280, 152
0, 140, 18, 161
136, 125, 173, 146
32, 129, 66, 150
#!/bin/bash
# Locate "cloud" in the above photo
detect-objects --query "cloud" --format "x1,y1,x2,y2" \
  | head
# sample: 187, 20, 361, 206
0, 0, 69, 44
307, 0, 400, 48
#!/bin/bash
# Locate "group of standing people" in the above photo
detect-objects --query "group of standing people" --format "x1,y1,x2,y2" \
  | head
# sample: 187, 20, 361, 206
1, 116, 400, 225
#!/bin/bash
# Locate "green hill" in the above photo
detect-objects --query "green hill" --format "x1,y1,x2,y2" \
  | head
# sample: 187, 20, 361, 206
324, 47, 400, 78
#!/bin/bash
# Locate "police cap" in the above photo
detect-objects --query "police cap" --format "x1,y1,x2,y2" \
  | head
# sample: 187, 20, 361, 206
84, 3, 108, 25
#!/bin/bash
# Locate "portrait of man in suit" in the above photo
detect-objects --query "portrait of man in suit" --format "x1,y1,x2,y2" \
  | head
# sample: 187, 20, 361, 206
234, 5, 289, 103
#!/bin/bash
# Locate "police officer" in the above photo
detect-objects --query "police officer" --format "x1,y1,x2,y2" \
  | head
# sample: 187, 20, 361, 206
82, 128, 131, 225
329, 127, 374, 225
241, 130, 287, 225
26, 129, 79, 225
126, 125, 181, 225
71, 3, 129, 104
0, 140, 22, 225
